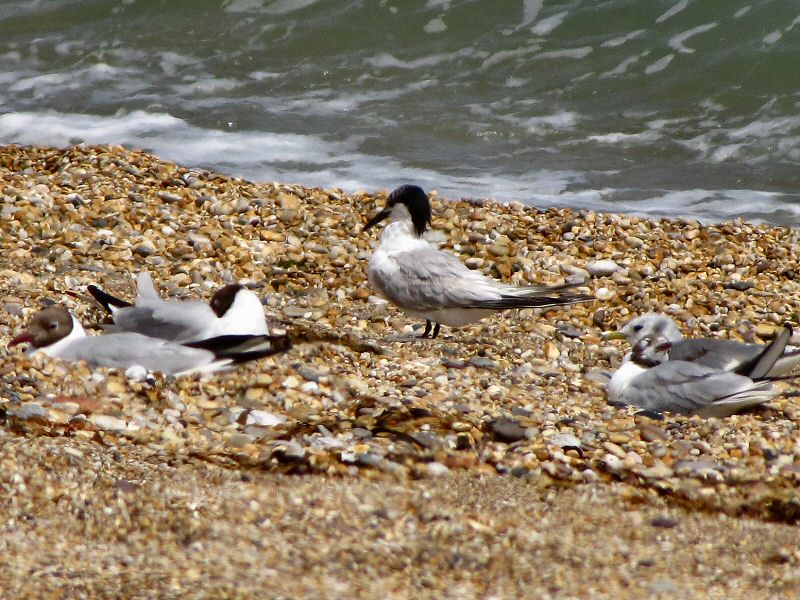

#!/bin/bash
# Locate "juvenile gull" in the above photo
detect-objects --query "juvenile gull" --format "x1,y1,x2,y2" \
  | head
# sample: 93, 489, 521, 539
88, 271, 268, 343
607, 327, 792, 418
605, 312, 800, 376
363, 184, 591, 338
8, 306, 289, 376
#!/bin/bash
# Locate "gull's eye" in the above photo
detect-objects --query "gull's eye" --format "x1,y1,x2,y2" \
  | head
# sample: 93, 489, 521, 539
47, 321, 58, 330
633, 324, 643, 332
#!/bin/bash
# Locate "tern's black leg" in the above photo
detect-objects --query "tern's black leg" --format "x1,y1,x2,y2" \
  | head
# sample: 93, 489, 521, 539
431, 322, 441, 339
421, 320, 432, 338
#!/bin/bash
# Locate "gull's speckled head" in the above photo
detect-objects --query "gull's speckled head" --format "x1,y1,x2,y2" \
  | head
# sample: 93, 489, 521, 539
619, 313, 682, 346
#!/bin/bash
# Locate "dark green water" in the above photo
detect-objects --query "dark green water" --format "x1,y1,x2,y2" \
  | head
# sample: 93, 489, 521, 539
1, 0, 799, 222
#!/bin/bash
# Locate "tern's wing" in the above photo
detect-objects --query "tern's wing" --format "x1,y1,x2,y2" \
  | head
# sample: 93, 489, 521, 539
621, 361, 775, 417
372, 246, 582, 311
62, 333, 216, 375
109, 301, 216, 343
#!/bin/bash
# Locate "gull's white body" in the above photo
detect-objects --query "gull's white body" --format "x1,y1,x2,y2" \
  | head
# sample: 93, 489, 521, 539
368, 215, 496, 327
618, 313, 800, 377
29, 313, 231, 375
106, 272, 268, 343
608, 335, 779, 418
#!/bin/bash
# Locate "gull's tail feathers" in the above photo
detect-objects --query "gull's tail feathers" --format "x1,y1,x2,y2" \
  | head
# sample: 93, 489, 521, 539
695, 382, 777, 418
185, 333, 292, 363
87, 285, 133, 313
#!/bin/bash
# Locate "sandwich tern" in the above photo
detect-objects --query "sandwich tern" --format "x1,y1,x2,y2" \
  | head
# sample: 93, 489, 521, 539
363, 184, 591, 338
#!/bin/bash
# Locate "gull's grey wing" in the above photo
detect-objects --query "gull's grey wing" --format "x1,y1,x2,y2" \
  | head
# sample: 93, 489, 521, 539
370, 246, 576, 311
669, 338, 763, 371
62, 333, 215, 374
109, 301, 215, 343
620, 361, 775, 416
671, 330, 799, 377
769, 348, 800, 376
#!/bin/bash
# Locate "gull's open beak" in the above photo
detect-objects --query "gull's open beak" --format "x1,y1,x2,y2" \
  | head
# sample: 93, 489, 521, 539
363, 207, 392, 231
601, 330, 626, 341
8, 332, 34, 347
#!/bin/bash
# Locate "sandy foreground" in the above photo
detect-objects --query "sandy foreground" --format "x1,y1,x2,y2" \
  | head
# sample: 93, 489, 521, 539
1, 144, 800, 599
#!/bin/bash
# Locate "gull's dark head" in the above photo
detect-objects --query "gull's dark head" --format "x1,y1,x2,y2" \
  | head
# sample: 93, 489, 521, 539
363, 184, 432, 238
8, 306, 73, 349
210, 284, 244, 318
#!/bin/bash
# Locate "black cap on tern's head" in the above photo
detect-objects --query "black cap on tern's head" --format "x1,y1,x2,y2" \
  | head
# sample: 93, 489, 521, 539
8, 306, 73, 348
363, 184, 432, 237
210, 284, 245, 318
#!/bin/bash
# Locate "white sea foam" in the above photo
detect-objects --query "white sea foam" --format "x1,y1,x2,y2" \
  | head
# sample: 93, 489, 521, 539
656, 0, 689, 24
644, 54, 674, 74
0, 109, 589, 207
520, 112, 580, 133
668, 23, 717, 53
264, 0, 321, 15
173, 78, 241, 96
530, 10, 568, 36
480, 44, 540, 70
367, 48, 478, 70
602, 55, 639, 77
588, 131, 661, 145
423, 17, 447, 33
601, 29, 646, 48
536, 47, 592, 60
522, 0, 544, 26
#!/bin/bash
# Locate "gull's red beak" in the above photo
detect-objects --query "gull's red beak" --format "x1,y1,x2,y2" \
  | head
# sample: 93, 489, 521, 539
8, 332, 34, 347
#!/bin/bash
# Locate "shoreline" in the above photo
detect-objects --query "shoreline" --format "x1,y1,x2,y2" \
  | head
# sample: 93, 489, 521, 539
2, 144, 800, 597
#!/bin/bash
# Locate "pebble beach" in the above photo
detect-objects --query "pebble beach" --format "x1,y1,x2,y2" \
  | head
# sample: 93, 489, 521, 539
2, 144, 800, 598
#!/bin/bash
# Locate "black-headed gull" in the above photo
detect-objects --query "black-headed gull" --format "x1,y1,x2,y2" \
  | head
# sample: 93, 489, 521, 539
9, 306, 289, 376
607, 326, 792, 417
605, 312, 800, 376
88, 271, 268, 343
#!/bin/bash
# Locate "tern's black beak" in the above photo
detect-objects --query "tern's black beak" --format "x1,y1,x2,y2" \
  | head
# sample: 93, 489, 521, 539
363, 207, 392, 231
